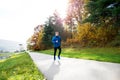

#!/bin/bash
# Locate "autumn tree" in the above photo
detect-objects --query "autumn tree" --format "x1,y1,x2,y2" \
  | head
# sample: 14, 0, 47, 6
64, 0, 89, 38
27, 25, 44, 50
66, 0, 86, 23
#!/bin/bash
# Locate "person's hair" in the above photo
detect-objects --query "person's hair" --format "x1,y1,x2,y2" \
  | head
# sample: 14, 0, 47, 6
55, 31, 59, 33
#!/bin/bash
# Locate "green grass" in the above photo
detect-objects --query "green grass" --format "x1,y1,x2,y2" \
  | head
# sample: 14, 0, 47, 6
40, 48, 120, 63
0, 52, 45, 80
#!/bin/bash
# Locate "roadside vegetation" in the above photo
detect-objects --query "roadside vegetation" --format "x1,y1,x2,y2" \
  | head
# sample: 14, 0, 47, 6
40, 47, 120, 63
0, 52, 45, 80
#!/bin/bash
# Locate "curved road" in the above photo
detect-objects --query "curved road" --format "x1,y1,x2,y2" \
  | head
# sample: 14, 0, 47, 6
29, 52, 120, 80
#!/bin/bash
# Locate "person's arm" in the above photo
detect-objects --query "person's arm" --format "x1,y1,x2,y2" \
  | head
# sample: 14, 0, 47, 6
52, 37, 56, 44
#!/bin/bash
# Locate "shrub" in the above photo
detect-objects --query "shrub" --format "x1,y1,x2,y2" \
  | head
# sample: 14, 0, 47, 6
107, 35, 120, 47
65, 23, 118, 47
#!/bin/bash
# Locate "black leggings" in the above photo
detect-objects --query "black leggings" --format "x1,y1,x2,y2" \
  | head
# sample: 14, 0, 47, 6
54, 46, 61, 60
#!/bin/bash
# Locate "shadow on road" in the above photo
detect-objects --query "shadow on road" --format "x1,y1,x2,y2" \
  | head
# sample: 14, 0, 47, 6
45, 61, 60, 80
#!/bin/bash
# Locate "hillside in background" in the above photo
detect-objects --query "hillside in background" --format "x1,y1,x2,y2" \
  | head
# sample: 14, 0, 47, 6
0, 39, 25, 52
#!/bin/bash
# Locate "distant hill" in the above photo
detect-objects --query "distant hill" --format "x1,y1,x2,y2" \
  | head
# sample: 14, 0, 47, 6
0, 39, 24, 52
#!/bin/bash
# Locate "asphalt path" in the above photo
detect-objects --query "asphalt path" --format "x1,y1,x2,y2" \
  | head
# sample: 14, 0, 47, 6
29, 52, 120, 80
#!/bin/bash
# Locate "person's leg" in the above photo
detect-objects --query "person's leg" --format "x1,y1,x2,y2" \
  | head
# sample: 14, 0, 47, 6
54, 47, 57, 61
58, 46, 61, 60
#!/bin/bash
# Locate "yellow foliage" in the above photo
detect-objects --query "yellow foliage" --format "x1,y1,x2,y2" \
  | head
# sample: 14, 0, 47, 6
74, 23, 118, 47
27, 30, 45, 50
66, 38, 79, 44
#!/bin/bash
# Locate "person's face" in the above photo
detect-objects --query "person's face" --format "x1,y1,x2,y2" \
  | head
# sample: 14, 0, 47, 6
55, 32, 59, 36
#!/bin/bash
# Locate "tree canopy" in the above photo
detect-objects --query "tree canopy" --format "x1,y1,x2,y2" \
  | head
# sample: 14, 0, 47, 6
84, 0, 120, 27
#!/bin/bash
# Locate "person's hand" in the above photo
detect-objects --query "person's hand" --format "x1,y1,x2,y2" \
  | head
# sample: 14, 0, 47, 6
56, 40, 58, 43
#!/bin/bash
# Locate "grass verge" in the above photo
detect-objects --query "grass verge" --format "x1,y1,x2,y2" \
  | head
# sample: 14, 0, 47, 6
0, 52, 45, 80
39, 47, 120, 63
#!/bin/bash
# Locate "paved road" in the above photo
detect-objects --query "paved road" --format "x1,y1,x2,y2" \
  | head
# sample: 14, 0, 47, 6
29, 52, 120, 80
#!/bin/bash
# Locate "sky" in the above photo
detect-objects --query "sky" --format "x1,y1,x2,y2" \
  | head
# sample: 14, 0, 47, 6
0, 0, 68, 43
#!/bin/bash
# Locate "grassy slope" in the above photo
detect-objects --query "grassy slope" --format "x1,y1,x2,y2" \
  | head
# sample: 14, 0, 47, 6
0, 52, 44, 80
40, 48, 120, 63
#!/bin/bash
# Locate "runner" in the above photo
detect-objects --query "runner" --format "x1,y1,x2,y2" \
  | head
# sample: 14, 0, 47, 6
52, 32, 61, 61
